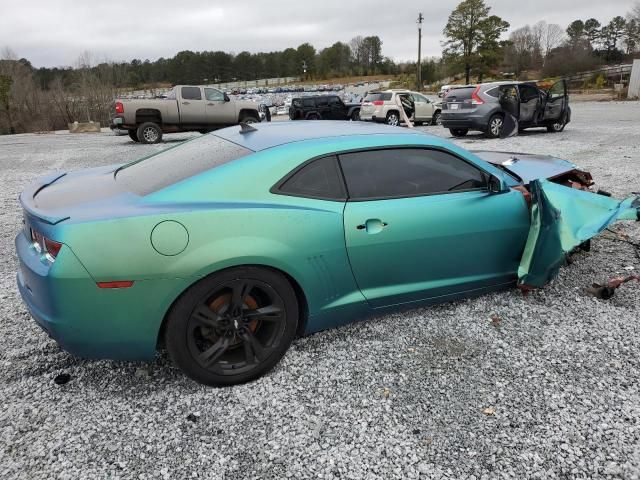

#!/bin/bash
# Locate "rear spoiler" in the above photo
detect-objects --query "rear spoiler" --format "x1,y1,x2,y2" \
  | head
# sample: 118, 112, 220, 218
19, 172, 70, 225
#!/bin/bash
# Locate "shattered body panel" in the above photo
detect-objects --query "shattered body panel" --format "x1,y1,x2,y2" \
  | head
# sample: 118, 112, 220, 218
518, 179, 640, 287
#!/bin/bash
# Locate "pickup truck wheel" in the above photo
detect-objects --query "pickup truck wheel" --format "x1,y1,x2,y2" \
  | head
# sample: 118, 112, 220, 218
240, 115, 259, 124
128, 130, 139, 142
137, 122, 162, 144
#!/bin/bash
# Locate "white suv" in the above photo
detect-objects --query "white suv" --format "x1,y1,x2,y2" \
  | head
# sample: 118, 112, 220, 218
359, 90, 442, 126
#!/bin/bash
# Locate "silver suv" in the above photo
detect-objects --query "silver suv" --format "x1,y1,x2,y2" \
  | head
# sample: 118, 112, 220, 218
440, 80, 570, 138
360, 90, 442, 126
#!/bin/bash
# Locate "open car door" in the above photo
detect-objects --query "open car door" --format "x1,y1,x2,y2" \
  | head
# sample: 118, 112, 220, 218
543, 79, 568, 124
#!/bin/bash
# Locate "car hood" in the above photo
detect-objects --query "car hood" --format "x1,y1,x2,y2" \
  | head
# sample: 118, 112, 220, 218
472, 150, 586, 184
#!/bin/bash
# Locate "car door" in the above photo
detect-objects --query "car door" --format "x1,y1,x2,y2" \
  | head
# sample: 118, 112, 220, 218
411, 93, 433, 121
340, 148, 530, 308
543, 80, 568, 122
517, 84, 540, 124
178, 86, 206, 124
328, 96, 347, 119
204, 88, 237, 124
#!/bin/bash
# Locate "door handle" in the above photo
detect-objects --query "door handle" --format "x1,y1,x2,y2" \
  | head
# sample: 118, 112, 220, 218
207, 102, 215, 106
357, 219, 388, 234
182, 101, 190, 105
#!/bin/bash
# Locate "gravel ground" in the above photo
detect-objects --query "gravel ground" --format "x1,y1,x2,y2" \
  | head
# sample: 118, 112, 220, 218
1, 102, 640, 479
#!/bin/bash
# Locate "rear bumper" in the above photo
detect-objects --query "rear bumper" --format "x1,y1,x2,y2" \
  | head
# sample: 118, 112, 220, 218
360, 114, 386, 123
441, 113, 488, 131
15, 229, 168, 361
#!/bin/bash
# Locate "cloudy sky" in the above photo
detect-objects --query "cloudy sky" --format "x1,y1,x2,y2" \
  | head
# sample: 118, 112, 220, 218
1, 0, 637, 67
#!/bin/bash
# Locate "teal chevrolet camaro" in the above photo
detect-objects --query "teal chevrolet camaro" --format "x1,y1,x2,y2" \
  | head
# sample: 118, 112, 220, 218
16, 121, 639, 386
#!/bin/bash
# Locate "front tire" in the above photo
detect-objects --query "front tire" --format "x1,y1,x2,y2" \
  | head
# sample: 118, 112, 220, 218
547, 117, 566, 133
137, 122, 162, 144
165, 267, 299, 387
431, 111, 442, 126
350, 109, 360, 121
128, 129, 139, 142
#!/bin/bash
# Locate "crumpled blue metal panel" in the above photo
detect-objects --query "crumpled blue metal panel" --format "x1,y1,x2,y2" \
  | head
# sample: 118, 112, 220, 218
518, 179, 640, 288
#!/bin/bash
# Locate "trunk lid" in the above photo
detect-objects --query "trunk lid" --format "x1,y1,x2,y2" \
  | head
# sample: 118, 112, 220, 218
21, 164, 129, 224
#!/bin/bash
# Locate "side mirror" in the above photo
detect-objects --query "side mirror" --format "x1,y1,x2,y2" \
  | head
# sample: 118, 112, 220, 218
223, 93, 230, 102
488, 175, 505, 194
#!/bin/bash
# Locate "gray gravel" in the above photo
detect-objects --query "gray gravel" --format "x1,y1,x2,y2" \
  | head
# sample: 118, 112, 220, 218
1, 102, 640, 479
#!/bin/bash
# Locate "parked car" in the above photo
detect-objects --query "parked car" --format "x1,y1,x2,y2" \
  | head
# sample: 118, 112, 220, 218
16, 121, 639, 386
440, 80, 570, 138
110, 85, 267, 144
288, 95, 361, 121
360, 90, 442, 126
438, 85, 454, 98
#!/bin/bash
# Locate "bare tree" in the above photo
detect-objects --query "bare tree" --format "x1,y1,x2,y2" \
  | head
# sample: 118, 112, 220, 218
543, 23, 565, 59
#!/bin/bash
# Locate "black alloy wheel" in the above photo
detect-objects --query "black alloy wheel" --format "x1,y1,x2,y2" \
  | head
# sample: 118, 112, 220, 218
166, 267, 298, 386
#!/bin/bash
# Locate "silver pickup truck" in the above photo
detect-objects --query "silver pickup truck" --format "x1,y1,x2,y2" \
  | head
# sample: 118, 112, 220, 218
111, 85, 267, 143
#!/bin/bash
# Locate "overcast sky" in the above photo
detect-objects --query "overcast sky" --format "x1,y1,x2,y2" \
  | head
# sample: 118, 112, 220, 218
1, 0, 637, 68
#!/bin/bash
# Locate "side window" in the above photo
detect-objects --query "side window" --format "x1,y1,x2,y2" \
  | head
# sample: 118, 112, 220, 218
339, 149, 487, 200
181, 86, 202, 100
548, 81, 566, 100
276, 156, 346, 201
412, 93, 428, 103
519, 85, 539, 102
328, 96, 341, 105
302, 98, 315, 108
316, 97, 329, 107
204, 88, 224, 101
485, 88, 499, 98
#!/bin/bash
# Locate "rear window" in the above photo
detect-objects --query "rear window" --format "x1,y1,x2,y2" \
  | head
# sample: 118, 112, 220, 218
364, 93, 392, 102
445, 87, 474, 101
116, 135, 251, 195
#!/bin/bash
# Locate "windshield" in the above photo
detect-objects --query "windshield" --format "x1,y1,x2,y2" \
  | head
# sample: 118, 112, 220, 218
116, 135, 252, 195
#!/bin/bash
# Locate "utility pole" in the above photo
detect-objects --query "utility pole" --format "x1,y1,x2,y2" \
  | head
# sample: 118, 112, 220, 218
417, 12, 423, 91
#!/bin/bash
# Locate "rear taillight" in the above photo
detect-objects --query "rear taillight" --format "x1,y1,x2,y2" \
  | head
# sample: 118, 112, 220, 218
471, 86, 484, 105
115, 101, 124, 114
372, 100, 384, 106
30, 228, 63, 261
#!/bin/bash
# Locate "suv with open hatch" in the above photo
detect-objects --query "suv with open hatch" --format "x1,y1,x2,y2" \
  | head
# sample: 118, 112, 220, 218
440, 80, 570, 138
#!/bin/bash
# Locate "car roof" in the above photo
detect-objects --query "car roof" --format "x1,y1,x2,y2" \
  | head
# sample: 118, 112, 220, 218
214, 121, 426, 152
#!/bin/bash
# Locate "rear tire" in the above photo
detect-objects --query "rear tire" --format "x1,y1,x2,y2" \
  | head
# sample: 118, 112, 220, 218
449, 128, 468, 137
240, 115, 259, 124
386, 111, 400, 126
485, 114, 503, 139
137, 122, 162, 144
128, 130, 139, 142
165, 266, 299, 387
307, 113, 320, 120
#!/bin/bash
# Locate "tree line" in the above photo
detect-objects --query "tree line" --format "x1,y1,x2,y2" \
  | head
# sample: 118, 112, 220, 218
1, 1, 640, 134
435, 0, 640, 84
